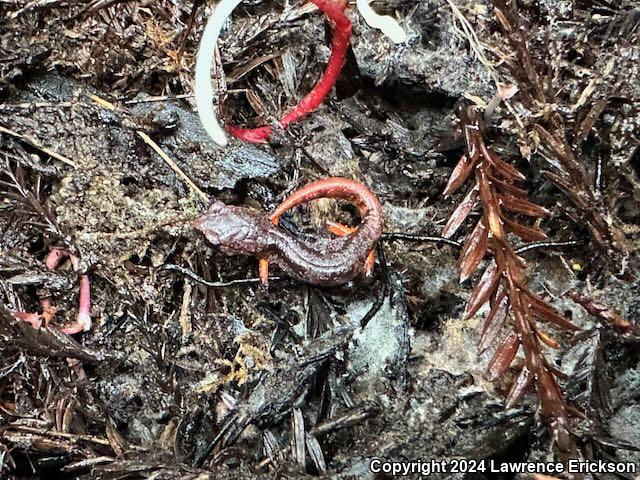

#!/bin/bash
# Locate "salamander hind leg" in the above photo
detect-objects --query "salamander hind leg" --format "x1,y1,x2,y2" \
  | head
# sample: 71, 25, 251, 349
259, 258, 270, 287
325, 221, 376, 276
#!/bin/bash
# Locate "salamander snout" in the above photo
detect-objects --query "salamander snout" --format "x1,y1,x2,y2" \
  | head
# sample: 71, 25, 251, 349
194, 202, 274, 255
193, 201, 226, 240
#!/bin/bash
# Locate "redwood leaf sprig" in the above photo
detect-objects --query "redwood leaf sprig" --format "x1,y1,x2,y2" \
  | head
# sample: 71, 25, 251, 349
568, 291, 639, 338
491, 1, 622, 261
443, 106, 579, 458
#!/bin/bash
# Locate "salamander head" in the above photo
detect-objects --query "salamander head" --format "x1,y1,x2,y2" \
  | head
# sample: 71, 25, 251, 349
194, 201, 275, 255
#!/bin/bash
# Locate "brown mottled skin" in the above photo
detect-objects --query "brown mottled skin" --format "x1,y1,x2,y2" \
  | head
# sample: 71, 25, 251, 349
193, 178, 382, 286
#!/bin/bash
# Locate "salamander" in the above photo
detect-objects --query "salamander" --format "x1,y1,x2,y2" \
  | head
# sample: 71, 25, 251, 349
193, 177, 382, 286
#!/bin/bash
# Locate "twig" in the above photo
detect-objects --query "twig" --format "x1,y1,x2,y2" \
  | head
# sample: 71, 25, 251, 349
0, 125, 77, 168
8, 0, 64, 19
61, 457, 115, 473
136, 131, 209, 203
89, 94, 116, 110
0, 101, 77, 110
445, 0, 499, 82
360, 240, 387, 329
175, 0, 204, 67
161, 264, 283, 288
5, 425, 145, 452
382, 232, 462, 249
6, 425, 111, 447
515, 240, 582, 254
309, 402, 381, 436
122, 94, 194, 105
383, 233, 580, 254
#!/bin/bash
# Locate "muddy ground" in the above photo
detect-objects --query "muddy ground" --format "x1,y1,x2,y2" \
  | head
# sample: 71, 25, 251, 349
1, 0, 639, 479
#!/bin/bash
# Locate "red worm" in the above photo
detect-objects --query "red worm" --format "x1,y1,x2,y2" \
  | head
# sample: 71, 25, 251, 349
14, 248, 91, 335
226, 0, 352, 143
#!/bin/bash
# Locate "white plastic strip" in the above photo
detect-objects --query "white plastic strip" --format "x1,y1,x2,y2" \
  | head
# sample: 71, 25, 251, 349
356, 0, 407, 44
196, 0, 407, 147
195, 0, 244, 147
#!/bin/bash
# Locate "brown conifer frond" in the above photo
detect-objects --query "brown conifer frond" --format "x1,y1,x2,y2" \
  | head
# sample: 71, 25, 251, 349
568, 291, 639, 337
481, 145, 526, 181
443, 154, 476, 197
489, 175, 529, 198
505, 366, 534, 408
487, 330, 520, 381
500, 194, 551, 217
527, 292, 580, 331
533, 327, 561, 350
502, 217, 548, 242
491, 0, 623, 263
443, 106, 579, 459
459, 219, 489, 282
442, 186, 479, 238
478, 290, 509, 353
464, 260, 500, 319
1, 160, 62, 238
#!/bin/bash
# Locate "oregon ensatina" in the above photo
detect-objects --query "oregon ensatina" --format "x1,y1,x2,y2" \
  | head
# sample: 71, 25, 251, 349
193, 178, 382, 286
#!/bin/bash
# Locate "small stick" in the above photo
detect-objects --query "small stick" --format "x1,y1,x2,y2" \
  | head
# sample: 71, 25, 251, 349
161, 264, 284, 288
123, 94, 194, 105
0, 125, 77, 168
89, 94, 116, 111
382, 232, 462, 249
9, 0, 62, 19
359, 240, 387, 329
136, 131, 209, 203
0, 101, 76, 109
383, 234, 581, 254
515, 240, 582, 254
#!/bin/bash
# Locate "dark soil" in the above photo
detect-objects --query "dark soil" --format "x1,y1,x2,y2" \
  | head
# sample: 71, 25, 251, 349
1, 1, 639, 479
